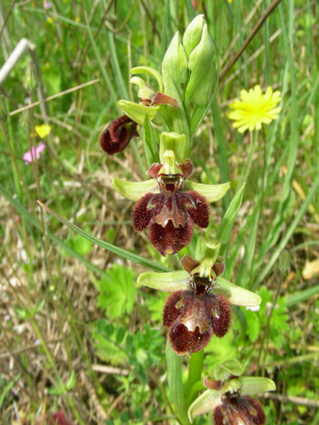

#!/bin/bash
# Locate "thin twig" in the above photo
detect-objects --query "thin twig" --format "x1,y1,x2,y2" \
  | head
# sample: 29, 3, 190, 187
8, 79, 100, 116
264, 393, 319, 408
0, 0, 16, 39
219, 0, 283, 83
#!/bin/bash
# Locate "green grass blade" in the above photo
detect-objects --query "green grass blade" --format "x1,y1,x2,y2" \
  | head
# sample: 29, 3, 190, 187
211, 96, 231, 215
38, 201, 170, 273
216, 182, 246, 257
286, 285, 319, 308
253, 173, 319, 289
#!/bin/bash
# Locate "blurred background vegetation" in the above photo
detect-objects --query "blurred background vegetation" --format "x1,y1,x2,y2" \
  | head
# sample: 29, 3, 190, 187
0, 0, 319, 424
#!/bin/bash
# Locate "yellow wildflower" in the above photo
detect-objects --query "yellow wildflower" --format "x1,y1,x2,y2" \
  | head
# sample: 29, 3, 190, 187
228, 0, 233, 3
228, 85, 281, 133
47, 16, 53, 24
35, 124, 52, 139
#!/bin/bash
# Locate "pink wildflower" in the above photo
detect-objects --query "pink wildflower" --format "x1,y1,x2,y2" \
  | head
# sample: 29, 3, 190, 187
23, 143, 46, 164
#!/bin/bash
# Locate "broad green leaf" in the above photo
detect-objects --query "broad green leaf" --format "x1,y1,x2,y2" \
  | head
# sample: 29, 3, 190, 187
184, 181, 231, 203
214, 277, 261, 307
97, 265, 136, 319
137, 270, 189, 292
239, 377, 276, 396
112, 178, 159, 201
188, 389, 221, 423
37, 200, 169, 273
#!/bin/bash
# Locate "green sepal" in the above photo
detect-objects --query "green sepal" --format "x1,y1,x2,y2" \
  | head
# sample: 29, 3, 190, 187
188, 389, 221, 423
112, 178, 159, 201
131, 66, 164, 93
239, 377, 276, 396
160, 132, 186, 164
214, 360, 244, 382
143, 115, 159, 168
163, 32, 185, 96
214, 276, 262, 307
184, 181, 231, 203
137, 270, 189, 292
117, 100, 159, 125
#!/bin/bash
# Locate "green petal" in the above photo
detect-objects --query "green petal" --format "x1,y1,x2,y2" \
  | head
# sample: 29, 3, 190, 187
131, 66, 164, 93
214, 360, 244, 381
112, 178, 159, 201
117, 100, 159, 125
184, 181, 231, 203
137, 270, 189, 292
239, 377, 276, 396
214, 277, 261, 307
188, 389, 222, 423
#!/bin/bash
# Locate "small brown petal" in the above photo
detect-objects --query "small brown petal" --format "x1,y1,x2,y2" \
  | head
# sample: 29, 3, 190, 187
185, 191, 209, 228
180, 254, 200, 274
151, 92, 179, 108
203, 376, 223, 391
148, 220, 193, 256
163, 290, 183, 327
178, 159, 194, 180
132, 193, 154, 231
147, 163, 163, 179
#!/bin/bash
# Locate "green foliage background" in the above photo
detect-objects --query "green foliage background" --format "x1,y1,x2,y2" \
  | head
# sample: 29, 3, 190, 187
0, 0, 319, 424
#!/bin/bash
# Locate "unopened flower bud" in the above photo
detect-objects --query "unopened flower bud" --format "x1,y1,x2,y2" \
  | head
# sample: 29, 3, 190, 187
183, 14, 205, 59
24, 62, 38, 92
185, 23, 216, 103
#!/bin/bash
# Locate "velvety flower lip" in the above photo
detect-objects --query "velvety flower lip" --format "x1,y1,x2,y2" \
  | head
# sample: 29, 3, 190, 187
163, 255, 231, 355
100, 115, 139, 155
188, 361, 276, 423
214, 393, 266, 425
132, 159, 209, 256
228, 85, 281, 133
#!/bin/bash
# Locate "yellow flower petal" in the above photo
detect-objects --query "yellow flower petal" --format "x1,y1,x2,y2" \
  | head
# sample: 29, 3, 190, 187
35, 124, 52, 139
228, 84, 281, 133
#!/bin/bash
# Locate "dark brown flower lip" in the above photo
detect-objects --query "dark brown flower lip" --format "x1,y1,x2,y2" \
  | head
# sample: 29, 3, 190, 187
100, 115, 139, 155
163, 289, 231, 355
214, 395, 266, 425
